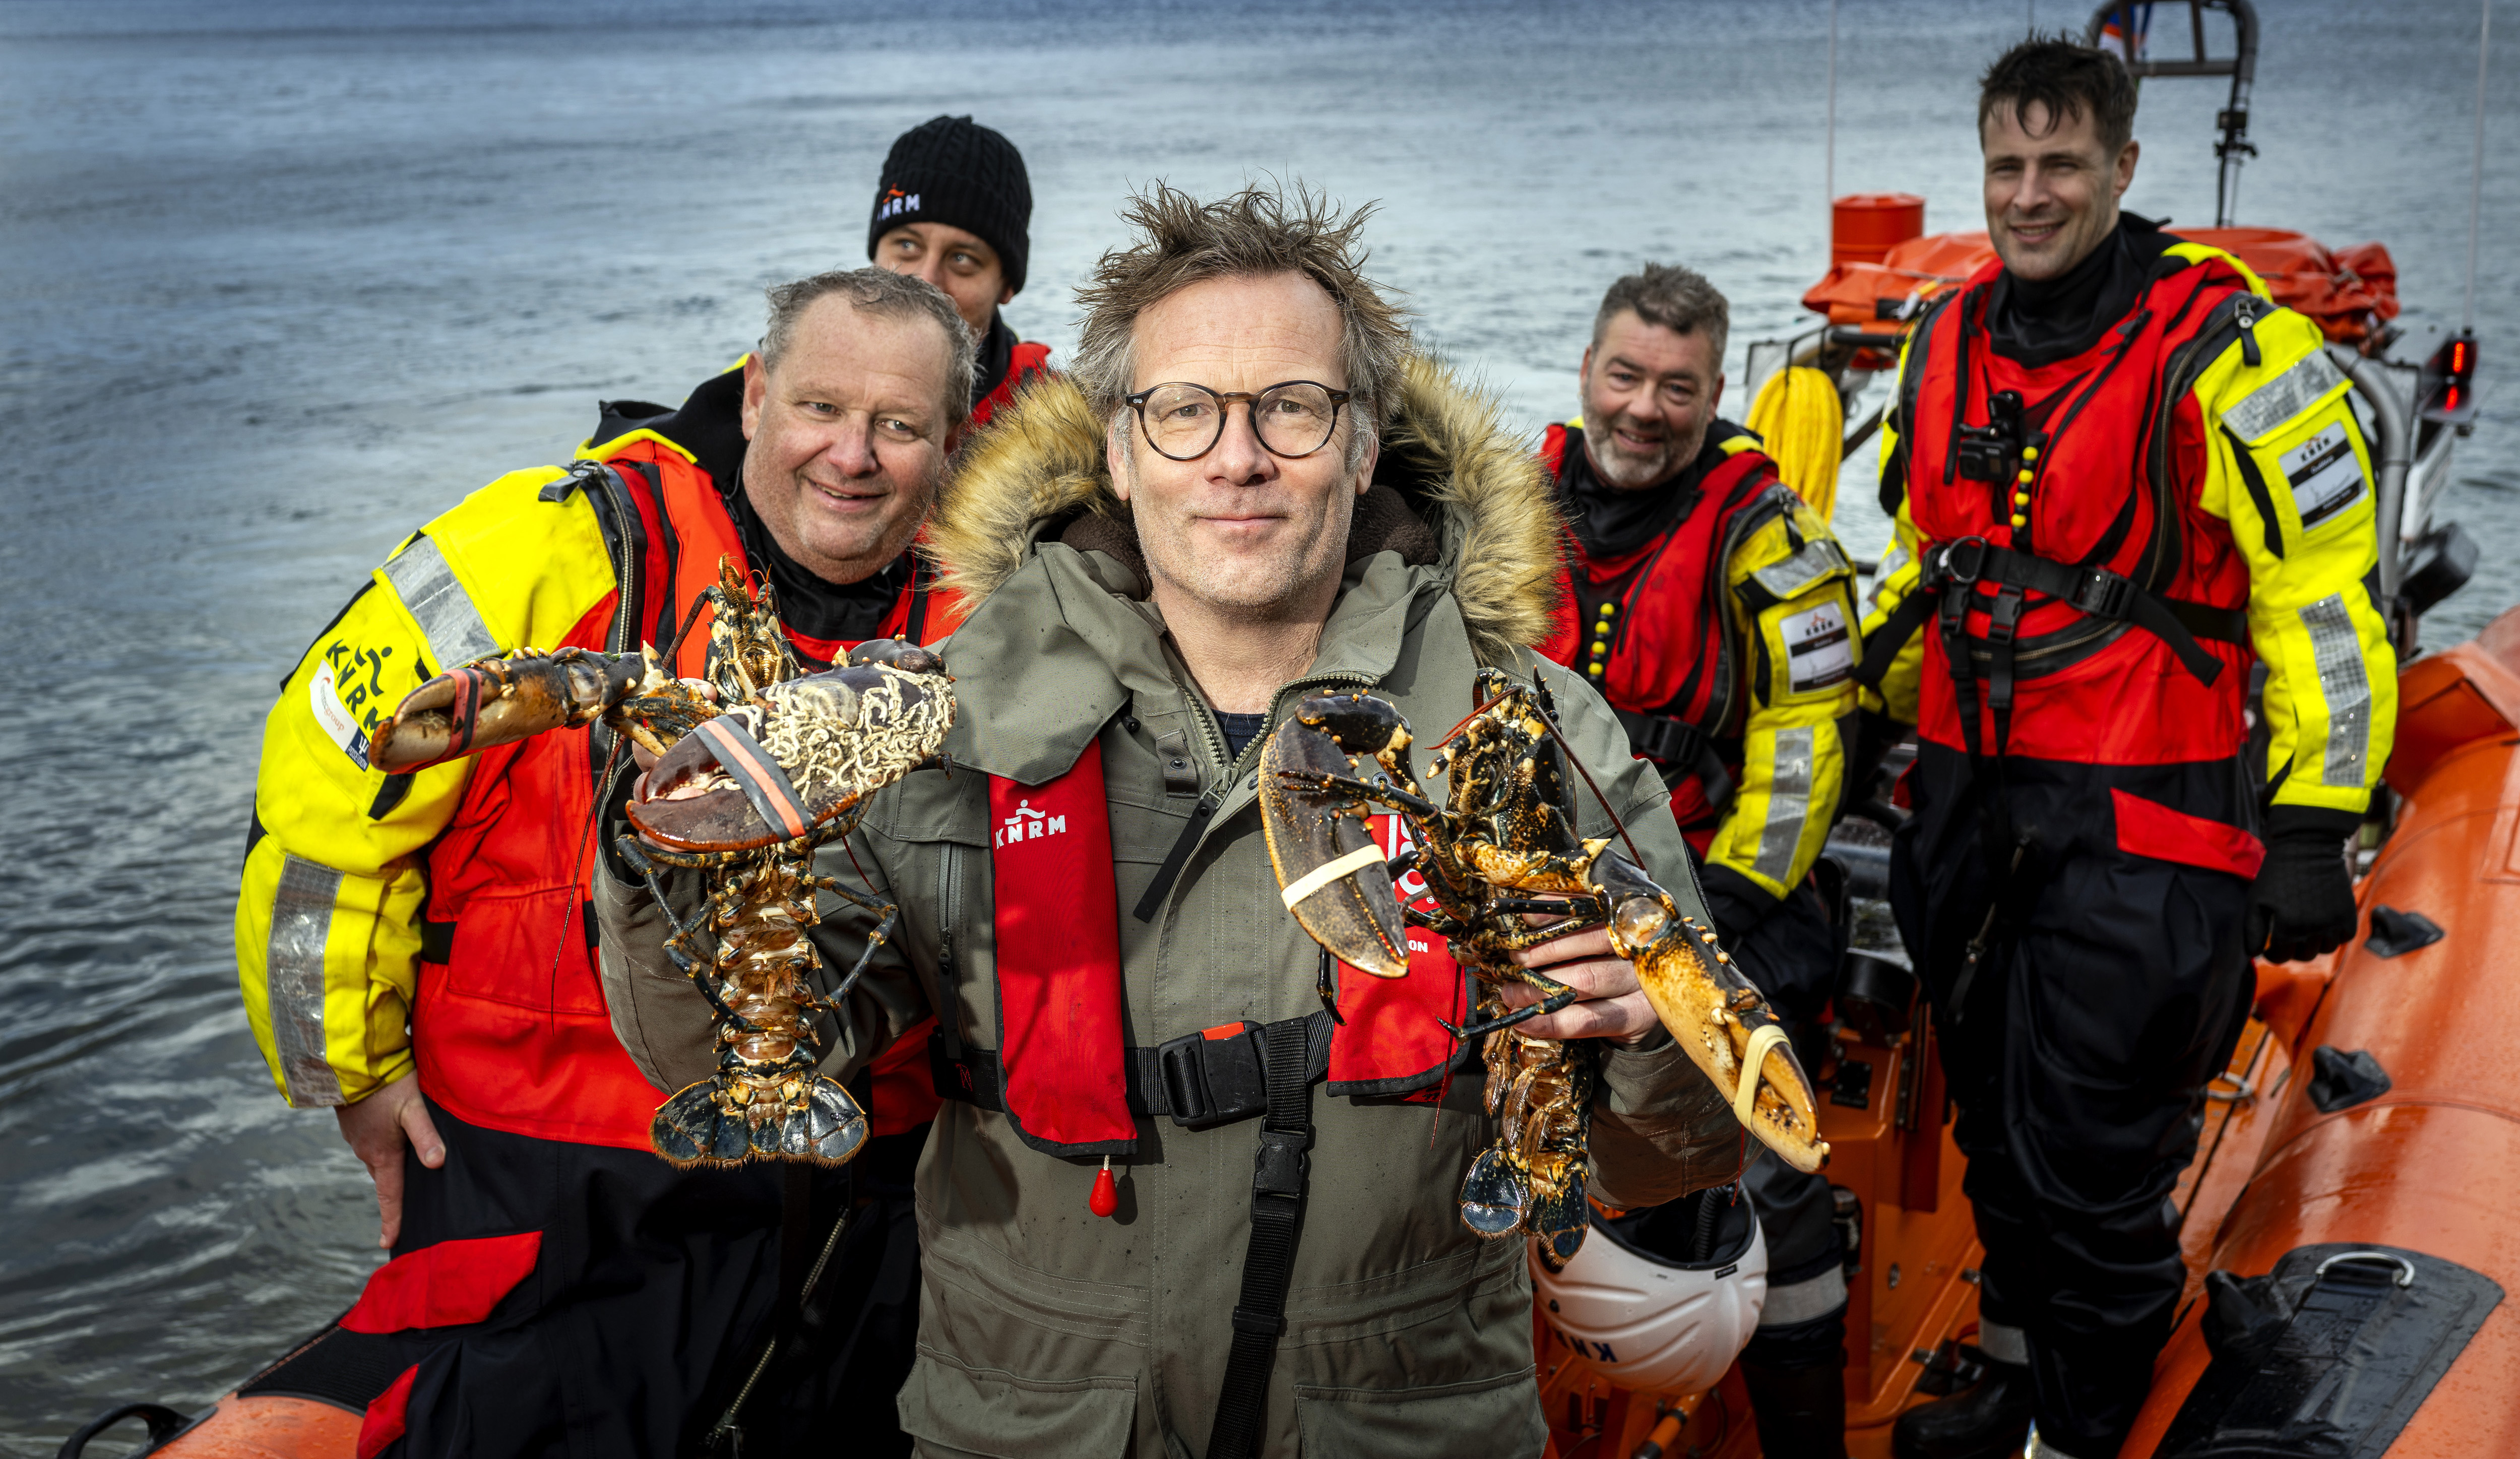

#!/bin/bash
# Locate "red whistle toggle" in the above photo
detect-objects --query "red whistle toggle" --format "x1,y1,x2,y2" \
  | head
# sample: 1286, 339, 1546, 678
1089, 1155, 1119, 1218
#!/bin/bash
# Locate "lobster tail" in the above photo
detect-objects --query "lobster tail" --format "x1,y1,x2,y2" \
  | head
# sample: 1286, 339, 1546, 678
1528, 1169, 1590, 1273
649, 1075, 869, 1168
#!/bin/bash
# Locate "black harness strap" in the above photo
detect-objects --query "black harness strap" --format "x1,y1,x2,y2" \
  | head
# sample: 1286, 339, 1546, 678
1855, 592, 1934, 691
1936, 538, 2239, 685
1861, 536, 2244, 702
929, 1011, 1358, 1123
1207, 1018, 1315, 1459
904, 557, 934, 644
1612, 708, 1736, 811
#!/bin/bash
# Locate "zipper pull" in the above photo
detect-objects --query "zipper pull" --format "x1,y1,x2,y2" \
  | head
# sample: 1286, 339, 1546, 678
2234, 297, 2263, 368
1089, 1155, 1119, 1218
1131, 793, 1219, 923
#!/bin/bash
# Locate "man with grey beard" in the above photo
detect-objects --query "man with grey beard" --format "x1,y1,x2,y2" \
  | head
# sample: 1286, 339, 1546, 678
1538, 263, 1865, 1457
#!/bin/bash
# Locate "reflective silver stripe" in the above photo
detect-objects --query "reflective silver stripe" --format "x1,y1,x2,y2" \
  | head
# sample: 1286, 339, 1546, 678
266, 854, 347, 1107
1751, 538, 1849, 600
380, 535, 499, 669
2224, 349, 2347, 442
1976, 1319, 2029, 1365
2301, 595, 2373, 787
1869, 543, 1909, 609
1751, 726, 1815, 883
1756, 1264, 1848, 1327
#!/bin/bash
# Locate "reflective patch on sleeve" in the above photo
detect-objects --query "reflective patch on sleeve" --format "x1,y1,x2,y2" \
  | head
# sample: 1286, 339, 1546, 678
1751, 726, 1815, 883
308, 658, 372, 770
2301, 595, 2373, 788
2223, 350, 2348, 442
1785, 601, 1854, 694
1869, 543, 1909, 610
380, 536, 499, 670
267, 854, 348, 1107
1751, 537, 1849, 601
2281, 421, 2366, 529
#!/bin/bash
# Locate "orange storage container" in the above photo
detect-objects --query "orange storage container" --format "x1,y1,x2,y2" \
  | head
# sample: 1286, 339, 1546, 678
1831, 193, 1926, 268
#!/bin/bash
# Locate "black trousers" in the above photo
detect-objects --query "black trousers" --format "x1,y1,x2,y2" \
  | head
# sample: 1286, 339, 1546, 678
747, 1125, 926, 1457
1891, 745, 2253, 1456
363, 1098, 806, 1458
1727, 879, 1852, 1368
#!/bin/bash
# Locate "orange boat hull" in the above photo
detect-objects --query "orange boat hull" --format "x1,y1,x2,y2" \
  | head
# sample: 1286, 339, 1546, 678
1545, 613, 2520, 1458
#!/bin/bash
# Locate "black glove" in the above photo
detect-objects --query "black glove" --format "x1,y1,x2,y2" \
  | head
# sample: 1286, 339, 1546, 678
1698, 862, 1784, 944
2248, 807, 2362, 963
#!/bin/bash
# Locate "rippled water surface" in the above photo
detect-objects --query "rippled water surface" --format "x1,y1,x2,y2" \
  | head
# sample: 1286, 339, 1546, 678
3, 1, 2512, 1449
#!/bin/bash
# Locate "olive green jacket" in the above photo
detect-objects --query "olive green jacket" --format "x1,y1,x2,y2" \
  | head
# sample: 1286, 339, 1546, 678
596, 357, 1740, 1458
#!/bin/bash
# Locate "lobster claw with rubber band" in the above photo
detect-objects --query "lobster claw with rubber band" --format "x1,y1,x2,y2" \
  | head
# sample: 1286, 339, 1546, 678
1259, 679, 1830, 1180
367, 642, 718, 772
362, 558, 961, 1171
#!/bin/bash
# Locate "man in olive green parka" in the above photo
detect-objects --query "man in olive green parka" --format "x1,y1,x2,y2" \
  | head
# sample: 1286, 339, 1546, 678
597, 182, 1746, 1458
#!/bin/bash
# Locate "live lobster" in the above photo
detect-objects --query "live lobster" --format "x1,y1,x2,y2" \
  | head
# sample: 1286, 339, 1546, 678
368, 560, 954, 1168
1259, 669, 1826, 1269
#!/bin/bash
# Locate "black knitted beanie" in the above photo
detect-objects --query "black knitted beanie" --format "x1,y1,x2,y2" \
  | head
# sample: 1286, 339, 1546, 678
867, 115, 1033, 296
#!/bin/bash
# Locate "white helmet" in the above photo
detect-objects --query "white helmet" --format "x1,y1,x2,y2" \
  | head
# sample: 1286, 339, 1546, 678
1532, 1185, 1769, 1393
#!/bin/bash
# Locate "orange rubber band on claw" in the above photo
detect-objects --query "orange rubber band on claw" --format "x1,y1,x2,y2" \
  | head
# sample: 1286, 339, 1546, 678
689, 718, 812, 841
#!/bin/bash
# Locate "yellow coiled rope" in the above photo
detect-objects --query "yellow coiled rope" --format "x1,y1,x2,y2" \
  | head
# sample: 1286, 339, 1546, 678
1746, 365, 1845, 523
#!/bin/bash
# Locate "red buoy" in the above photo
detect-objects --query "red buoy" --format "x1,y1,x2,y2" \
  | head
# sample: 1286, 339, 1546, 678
1089, 1157, 1118, 1218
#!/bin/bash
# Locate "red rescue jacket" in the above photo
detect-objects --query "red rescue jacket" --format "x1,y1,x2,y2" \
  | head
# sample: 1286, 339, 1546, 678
1537, 422, 1793, 827
414, 436, 960, 1148
971, 341, 1053, 430
1890, 252, 2261, 768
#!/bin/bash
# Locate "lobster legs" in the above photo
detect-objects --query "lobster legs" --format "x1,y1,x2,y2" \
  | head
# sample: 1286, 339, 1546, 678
1261, 679, 1833, 1257
625, 838, 876, 1169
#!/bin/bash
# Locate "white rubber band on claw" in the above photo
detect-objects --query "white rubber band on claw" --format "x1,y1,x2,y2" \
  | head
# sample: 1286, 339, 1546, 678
1733, 1023, 1793, 1128
1279, 843, 1389, 910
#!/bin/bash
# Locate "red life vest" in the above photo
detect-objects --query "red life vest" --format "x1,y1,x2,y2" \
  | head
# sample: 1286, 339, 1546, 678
970, 341, 1054, 430
1537, 422, 1796, 828
976, 739, 1468, 1157
411, 439, 954, 1148
1891, 252, 2260, 768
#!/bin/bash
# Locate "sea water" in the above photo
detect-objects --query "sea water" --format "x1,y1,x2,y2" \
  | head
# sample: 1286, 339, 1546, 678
1, 0, 2510, 1447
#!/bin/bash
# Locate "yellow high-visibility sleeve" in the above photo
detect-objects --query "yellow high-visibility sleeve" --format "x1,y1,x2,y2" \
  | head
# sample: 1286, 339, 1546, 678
2189, 305, 2398, 815
1703, 494, 1862, 900
234, 463, 617, 1107
1857, 324, 1930, 726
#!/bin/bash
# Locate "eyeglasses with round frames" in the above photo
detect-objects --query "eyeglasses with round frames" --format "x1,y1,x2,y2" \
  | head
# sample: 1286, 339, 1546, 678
1122, 380, 1353, 462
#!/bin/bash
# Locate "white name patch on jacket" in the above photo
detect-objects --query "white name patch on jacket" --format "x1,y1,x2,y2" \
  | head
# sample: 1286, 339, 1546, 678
2281, 421, 2365, 529
1786, 601, 1854, 694
309, 658, 371, 770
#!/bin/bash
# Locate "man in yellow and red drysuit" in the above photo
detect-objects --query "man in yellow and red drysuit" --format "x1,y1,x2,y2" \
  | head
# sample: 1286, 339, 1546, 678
1540, 262, 1863, 1459
1861, 40, 2396, 1459
234, 268, 971, 1458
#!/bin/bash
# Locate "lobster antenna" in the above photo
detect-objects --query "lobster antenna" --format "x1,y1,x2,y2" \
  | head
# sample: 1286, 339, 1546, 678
1532, 703, 1648, 871
1432, 681, 1648, 870
1432, 689, 1515, 749
660, 590, 713, 671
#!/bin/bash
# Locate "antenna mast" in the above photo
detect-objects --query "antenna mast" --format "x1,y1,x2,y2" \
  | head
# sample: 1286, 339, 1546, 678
2468, 0, 2492, 335
1825, 0, 1839, 213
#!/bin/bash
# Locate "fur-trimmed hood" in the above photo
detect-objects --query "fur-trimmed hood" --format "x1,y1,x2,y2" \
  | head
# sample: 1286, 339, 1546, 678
925, 353, 1565, 664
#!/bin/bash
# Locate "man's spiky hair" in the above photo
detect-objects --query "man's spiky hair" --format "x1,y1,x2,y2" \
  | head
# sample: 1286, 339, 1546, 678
1069, 181, 1412, 462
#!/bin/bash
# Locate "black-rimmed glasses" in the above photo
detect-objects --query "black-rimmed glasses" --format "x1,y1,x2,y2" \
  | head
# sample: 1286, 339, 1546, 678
1122, 380, 1352, 461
